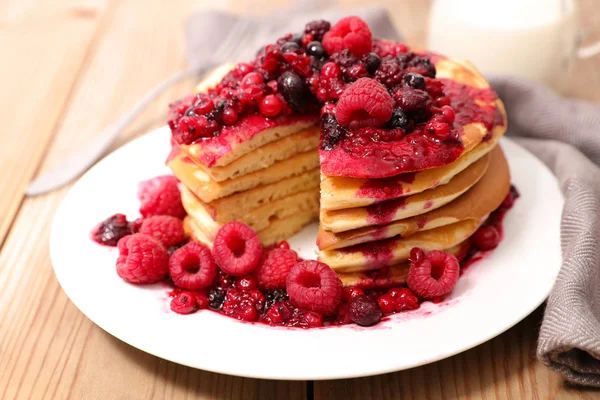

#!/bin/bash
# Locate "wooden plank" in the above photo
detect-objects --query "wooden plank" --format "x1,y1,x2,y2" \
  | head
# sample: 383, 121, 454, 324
313, 308, 596, 400
0, 0, 108, 246
0, 0, 305, 398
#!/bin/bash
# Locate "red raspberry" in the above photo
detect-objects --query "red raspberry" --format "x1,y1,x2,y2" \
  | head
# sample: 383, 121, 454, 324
255, 248, 298, 290
474, 226, 501, 250
407, 249, 460, 299
169, 242, 217, 290
388, 287, 419, 312
213, 221, 263, 276
348, 295, 382, 326
138, 175, 186, 219
170, 291, 198, 314
322, 16, 372, 56
139, 215, 184, 247
116, 234, 169, 284
277, 241, 290, 250
286, 260, 342, 315
335, 78, 393, 129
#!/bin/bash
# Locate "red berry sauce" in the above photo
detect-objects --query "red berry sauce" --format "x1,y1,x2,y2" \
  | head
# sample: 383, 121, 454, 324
356, 172, 416, 200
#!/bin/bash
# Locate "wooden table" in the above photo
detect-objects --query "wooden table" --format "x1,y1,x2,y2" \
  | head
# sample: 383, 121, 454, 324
1, 0, 599, 398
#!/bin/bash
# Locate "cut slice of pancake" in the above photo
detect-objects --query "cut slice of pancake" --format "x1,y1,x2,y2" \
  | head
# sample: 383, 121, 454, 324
320, 119, 505, 211
319, 57, 507, 179
198, 169, 319, 222
318, 146, 510, 251
181, 185, 319, 233
320, 218, 482, 273
184, 209, 319, 247
337, 242, 468, 288
179, 63, 318, 168
170, 149, 319, 203
320, 152, 490, 233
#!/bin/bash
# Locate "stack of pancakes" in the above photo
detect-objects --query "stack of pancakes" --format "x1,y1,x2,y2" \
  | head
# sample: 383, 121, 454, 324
317, 59, 510, 286
168, 65, 320, 246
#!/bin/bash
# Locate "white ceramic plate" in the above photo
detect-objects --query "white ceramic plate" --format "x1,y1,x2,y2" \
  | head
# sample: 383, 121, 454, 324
50, 127, 563, 380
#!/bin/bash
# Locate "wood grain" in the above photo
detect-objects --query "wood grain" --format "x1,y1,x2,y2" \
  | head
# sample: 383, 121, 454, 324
0, 0, 108, 246
0, 0, 599, 399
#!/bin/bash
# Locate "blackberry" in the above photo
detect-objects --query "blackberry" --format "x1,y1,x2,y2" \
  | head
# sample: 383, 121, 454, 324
264, 289, 290, 311
208, 288, 227, 310
306, 41, 326, 58
362, 52, 381, 75
403, 73, 426, 90
304, 19, 331, 41
277, 71, 311, 111
387, 108, 411, 130
409, 56, 436, 78
93, 214, 131, 246
331, 49, 358, 69
320, 113, 347, 150
374, 56, 404, 86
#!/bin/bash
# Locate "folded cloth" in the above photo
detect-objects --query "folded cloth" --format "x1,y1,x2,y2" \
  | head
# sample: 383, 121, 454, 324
184, 1, 600, 387
490, 76, 600, 387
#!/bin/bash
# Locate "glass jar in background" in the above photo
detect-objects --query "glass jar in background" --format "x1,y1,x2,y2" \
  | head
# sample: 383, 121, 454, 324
426, 0, 598, 93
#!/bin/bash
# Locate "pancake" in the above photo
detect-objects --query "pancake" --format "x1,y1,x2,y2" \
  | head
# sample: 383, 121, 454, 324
179, 63, 318, 168
170, 149, 319, 203
320, 152, 490, 233
197, 169, 319, 222
184, 209, 319, 247
320, 115, 505, 211
179, 125, 320, 182
337, 241, 468, 288
318, 146, 510, 251
319, 218, 482, 273
319, 56, 506, 179
181, 185, 319, 233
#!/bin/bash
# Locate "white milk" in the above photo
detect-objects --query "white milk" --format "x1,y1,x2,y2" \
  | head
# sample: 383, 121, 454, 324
426, 0, 578, 92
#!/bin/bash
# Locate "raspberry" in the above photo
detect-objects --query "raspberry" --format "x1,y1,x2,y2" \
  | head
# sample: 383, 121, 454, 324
407, 249, 460, 299
322, 16, 372, 56
139, 215, 184, 247
388, 287, 419, 312
474, 226, 501, 250
255, 248, 298, 290
169, 242, 217, 290
348, 295, 382, 326
374, 56, 404, 86
138, 175, 186, 219
277, 241, 290, 250
286, 260, 342, 315
335, 78, 393, 129
213, 221, 263, 276
170, 291, 198, 314
92, 213, 131, 246
304, 20, 331, 41
116, 234, 169, 284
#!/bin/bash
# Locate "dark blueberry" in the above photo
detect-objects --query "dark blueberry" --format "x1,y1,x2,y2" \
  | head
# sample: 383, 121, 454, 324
289, 33, 303, 45
306, 41, 326, 58
403, 72, 426, 90
397, 52, 414, 69
277, 71, 311, 111
93, 214, 131, 246
206, 99, 227, 122
409, 108, 432, 124
409, 56, 436, 78
304, 19, 331, 41
310, 56, 324, 72
208, 288, 226, 310
362, 53, 381, 74
387, 108, 411, 130
185, 107, 196, 117
281, 41, 300, 54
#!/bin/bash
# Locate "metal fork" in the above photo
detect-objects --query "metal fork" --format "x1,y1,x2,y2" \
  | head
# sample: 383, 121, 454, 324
26, 18, 254, 196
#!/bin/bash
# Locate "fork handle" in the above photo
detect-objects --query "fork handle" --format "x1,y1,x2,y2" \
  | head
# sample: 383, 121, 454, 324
26, 65, 208, 196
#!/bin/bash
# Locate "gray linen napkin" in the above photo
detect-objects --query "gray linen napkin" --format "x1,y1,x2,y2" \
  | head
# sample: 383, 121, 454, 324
185, 4, 600, 386
489, 76, 600, 387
